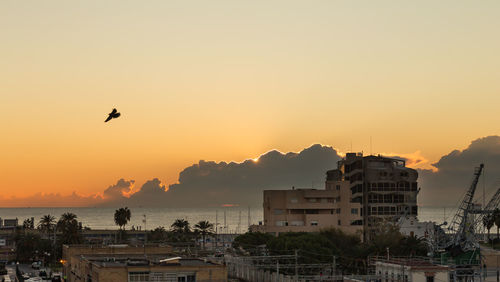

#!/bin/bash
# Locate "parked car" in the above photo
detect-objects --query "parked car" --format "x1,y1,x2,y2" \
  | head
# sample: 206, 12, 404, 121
31, 261, 41, 269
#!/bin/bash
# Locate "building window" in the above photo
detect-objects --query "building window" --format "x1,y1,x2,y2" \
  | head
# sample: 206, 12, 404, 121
336, 208, 341, 214
308, 198, 317, 203
351, 208, 358, 215
311, 221, 318, 226
338, 220, 341, 225
290, 221, 304, 226
276, 221, 288, 226
129, 272, 150, 282
274, 209, 285, 215
336, 185, 340, 190
290, 198, 298, 204
178, 274, 196, 282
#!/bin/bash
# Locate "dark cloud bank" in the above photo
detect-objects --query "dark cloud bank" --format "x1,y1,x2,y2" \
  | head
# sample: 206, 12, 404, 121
7, 136, 499, 208
100, 144, 342, 207
418, 136, 500, 207
107, 136, 500, 208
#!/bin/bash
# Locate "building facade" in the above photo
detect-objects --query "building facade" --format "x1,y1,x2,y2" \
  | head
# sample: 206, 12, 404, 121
328, 153, 418, 240
375, 259, 449, 282
62, 245, 227, 282
260, 182, 362, 236
258, 153, 419, 239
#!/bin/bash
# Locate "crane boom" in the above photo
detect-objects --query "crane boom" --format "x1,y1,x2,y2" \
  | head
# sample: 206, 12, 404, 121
447, 164, 484, 250
473, 187, 500, 234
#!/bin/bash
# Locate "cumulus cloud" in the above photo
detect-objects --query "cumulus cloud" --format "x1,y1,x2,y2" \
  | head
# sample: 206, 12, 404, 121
418, 136, 500, 207
102, 179, 135, 199
380, 151, 433, 171
163, 144, 342, 206
96, 144, 342, 207
9, 137, 500, 208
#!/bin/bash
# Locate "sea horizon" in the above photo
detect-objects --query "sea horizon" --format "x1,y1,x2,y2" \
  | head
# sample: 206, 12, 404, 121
0, 206, 456, 232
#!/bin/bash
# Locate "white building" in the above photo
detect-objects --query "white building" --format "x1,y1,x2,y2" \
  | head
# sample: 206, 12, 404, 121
375, 259, 449, 282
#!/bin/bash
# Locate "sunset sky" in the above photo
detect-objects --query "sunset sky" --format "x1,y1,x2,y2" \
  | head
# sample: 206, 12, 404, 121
1, 1, 500, 204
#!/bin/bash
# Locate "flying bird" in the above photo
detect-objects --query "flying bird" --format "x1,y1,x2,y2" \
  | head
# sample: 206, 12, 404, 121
105, 108, 121, 122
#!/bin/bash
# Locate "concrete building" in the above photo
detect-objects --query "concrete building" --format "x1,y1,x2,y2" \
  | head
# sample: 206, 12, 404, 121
62, 244, 227, 282
1, 218, 18, 229
257, 153, 419, 239
375, 258, 449, 282
329, 153, 419, 240
259, 183, 362, 236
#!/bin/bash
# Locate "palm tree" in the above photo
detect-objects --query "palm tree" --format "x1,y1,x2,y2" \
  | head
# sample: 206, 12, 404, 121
114, 207, 132, 230
114, 207, 131, 242
194, 220, 214, 250
149, 227, 168, 242
57, 212, 77, 229
38, 215, 56, 233
57, 213, 82, 244
171, 219, 190, 233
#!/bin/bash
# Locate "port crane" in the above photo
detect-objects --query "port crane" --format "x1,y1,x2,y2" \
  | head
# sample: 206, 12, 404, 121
445, 164, 484, 255
472, 187, 500, 237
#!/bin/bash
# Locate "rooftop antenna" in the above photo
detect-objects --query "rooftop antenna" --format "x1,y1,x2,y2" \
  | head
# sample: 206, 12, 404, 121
248, 206, 251, 229
237, 210, 242, 234
370, 136, 372, 156
224, 209, 227, 233
215, 210, 218, 250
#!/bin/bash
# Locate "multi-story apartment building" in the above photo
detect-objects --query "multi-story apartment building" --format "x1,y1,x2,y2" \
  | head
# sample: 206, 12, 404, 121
258, 183, 363, 236
328, 152, 419, 240
257, 153, 418, 240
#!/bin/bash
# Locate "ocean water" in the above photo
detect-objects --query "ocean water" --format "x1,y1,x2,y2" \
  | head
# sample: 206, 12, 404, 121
0, 206, 454, 232
0, 206, 263, 233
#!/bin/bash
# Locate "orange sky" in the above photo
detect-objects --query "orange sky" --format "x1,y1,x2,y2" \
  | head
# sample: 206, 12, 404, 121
1, 1, 500, 202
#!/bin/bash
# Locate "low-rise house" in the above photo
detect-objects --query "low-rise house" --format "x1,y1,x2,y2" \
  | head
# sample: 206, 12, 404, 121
62, 244, 227, 282
375, 258, 449, 282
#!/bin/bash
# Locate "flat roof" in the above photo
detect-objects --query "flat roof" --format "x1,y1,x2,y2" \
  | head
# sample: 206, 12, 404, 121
82, 256, 221, 268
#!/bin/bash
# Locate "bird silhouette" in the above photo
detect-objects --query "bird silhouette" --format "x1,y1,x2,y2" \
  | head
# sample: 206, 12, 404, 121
105, 108, 121, 122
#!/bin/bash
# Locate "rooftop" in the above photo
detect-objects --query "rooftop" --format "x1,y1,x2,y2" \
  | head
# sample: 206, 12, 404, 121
81, 255, 221, 268
374, 258, 449, 271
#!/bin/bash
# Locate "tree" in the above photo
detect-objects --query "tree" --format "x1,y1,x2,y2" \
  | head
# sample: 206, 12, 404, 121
22, 218, 34, 230
149, 227, 168, 242
14, 231, 51, 262
114, 207, 132, 230
493, 208, 500, 239
114, 207, 131, 242
233, 232, 274, 256
194, 221, 214, 250
38, 215, 56, 233
57, 213, 82, 245
484, 214, 495, 241
171, 219, 190, 233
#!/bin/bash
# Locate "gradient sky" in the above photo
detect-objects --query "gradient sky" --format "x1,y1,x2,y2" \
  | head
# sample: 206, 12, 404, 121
1, 1, 500, 200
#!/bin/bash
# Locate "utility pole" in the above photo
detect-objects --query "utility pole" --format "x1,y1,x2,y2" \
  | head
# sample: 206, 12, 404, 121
248, 206, 251, 229
333, 255, 336, 276
215, 210, 218, 251
295, 250, 298, 280
143, 214, 147, 257
237, 210, 241, 234
277, 261, 280, 282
